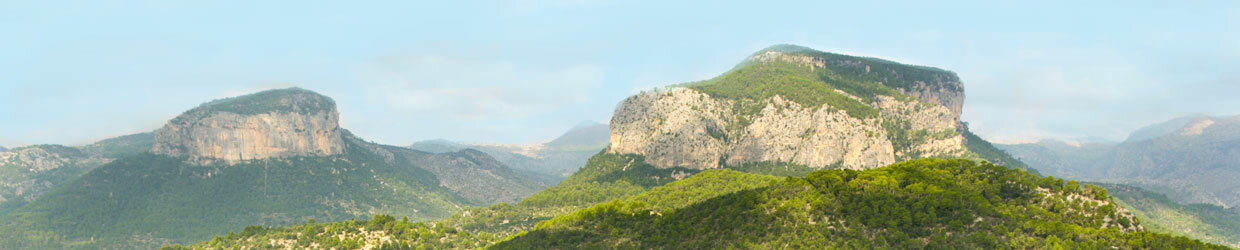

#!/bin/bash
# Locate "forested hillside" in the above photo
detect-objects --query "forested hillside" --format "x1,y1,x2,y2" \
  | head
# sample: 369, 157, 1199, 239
498, 159, 1219, 249
186, 159, 1226, 249
1102, 183, 1240, 248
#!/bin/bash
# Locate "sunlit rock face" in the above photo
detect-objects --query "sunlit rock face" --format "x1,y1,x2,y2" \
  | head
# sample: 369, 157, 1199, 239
608, 46, 969, 171
151, 88, 345, 165
608, 88, 964, 170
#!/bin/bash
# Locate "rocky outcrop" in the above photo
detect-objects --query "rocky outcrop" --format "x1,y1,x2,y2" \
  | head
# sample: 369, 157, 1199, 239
0, 146, 101, 172
608, 88, 733, 169
609, 87, 965, 170
151, 88, 345, 165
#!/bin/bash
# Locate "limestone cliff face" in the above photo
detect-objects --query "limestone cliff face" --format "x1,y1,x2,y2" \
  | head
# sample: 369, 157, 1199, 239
608, 46, 969, 170
150, 88, 345, 165
609, 88, 965, 170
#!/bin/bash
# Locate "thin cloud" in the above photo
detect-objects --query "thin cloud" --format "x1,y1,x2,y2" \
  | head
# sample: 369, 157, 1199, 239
359, 54, 603, 120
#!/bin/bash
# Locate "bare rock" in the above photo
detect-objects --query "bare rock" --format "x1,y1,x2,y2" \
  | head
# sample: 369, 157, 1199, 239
150, 88, 345, 165
609, 87, 966, 170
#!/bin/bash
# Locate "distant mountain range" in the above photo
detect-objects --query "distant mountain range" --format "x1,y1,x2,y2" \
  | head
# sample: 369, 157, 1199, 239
410, 122, 610, 180
999, 114, 1240, 208
0, 88, 550, 249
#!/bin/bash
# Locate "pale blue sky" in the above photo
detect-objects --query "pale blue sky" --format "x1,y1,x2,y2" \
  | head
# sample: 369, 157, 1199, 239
2, 1, 1238, 147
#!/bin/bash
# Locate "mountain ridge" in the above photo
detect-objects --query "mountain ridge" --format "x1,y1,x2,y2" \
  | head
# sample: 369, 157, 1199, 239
410, 122, 610, 180
999, 113, 1240, 207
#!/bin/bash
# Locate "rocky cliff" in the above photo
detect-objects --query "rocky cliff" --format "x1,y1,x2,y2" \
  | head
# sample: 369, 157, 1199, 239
150, 88, 345, 165
609, 45, 975, 170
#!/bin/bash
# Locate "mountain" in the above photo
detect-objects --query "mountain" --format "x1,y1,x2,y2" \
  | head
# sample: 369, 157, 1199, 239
1101, 183, 1240, 248
1124, 114, 1207, 143
998, 114, 1240, 207
409, 121, 610, 180
544, 122, 610, 151
181, 45, 1072, 249
0, 88, 548, 249
994, 139, 1114, 179
611, 44, 1019, 171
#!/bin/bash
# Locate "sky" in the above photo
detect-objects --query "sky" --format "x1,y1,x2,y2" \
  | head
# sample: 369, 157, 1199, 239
2, 1, 1238, 147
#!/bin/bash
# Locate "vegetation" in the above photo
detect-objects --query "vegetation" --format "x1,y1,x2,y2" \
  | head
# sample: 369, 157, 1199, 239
724, 161, 821, 177
195, 157, 1225, 249
184, 87, 336, 118
883, 119, 962, 160
497, 158, 1223, 249
79, 132, 155, 158
445, 153, 699, 235
682, 44, 962, 121
178, 168, 777, 250
688, 60, 886, 119
180, 152, 693, 249
168, 215, 497, 250
1102, 183, 1240, 247
1, 133, 156, 215
757, 44, 963, 93
0, 145, 104, 214
0, 142, 469, 249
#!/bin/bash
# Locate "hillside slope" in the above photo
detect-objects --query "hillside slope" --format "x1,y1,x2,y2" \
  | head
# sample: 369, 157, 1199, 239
1102, 183, 1240, 248
498, 159, 1220, 249
190, 159, 1227, 249
0, 133, 153, 214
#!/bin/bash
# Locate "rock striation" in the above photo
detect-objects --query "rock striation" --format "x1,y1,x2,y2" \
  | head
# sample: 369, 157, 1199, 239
150, 88, 345, 165
609, 45, 970, 170
609, 88, 964, 170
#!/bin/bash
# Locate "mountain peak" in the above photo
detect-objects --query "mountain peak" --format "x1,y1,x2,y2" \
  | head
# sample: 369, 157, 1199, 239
1120, 113, 1215, 142
151, 87, 345, 164
545, 122, 610, 151
196, 87, 335, 116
